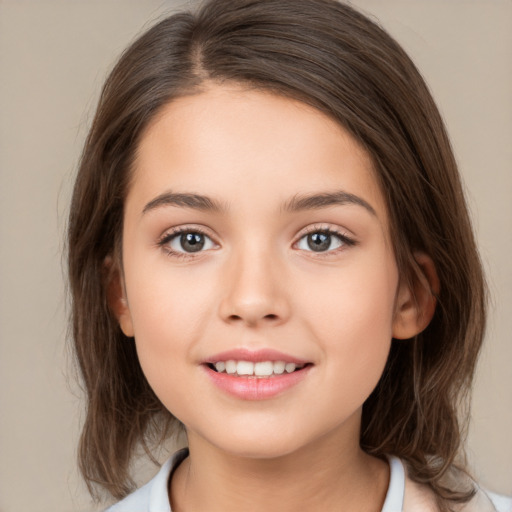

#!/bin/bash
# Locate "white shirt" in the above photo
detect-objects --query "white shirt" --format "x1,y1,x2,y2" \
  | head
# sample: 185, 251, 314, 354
105, 449, 511, 512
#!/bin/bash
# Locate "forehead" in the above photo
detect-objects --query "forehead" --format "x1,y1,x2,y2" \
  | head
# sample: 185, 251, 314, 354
128, 84, 388, 227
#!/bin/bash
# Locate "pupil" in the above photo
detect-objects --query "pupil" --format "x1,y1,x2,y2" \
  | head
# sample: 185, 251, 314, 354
307, 232, 330, 252
181, 233, 205, 252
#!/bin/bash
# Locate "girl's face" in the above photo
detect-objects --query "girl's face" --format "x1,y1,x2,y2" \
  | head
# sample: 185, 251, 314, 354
117, 84, 413, 459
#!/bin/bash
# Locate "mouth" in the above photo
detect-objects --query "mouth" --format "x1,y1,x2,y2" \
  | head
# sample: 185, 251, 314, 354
202, 349, 313, 400
206, 360, 310, 378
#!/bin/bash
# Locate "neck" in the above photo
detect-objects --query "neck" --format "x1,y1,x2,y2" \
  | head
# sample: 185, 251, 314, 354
170, 420, 389, 512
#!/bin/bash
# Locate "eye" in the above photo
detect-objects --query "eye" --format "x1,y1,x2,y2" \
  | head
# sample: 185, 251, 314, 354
160, 229, 216, 254
296, 229, 353, 253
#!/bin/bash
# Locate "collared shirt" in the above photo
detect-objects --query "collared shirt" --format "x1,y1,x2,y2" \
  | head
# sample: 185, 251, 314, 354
105, 449, 512, 512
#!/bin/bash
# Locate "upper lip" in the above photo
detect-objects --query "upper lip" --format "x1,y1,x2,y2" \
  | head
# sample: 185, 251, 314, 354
202, 348, 310, 365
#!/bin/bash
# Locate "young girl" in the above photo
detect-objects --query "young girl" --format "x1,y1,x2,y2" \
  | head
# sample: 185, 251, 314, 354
67, 1, 510, 511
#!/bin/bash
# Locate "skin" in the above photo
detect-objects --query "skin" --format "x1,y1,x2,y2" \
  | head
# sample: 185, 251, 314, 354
113, 84, 435, 512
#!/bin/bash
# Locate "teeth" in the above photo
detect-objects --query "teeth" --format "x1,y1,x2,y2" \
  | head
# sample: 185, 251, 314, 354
214, 361, 226, 373
285, 363, 296, 373
237, 361, 254, 375
254, 361, 273, 376
225, 360, 237, 374
212, 360, 304, 377
273, 361, 285, 374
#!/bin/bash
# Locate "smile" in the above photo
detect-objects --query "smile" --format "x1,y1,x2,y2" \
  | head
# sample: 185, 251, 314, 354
202, 349, 313, 400
210, 360, 306, 377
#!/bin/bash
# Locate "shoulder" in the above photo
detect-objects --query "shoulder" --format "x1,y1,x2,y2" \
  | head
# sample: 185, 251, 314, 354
104, 448, 189, 512
465, 488, 512, 512
401, 460, 512, 512
105, 478, 154, 512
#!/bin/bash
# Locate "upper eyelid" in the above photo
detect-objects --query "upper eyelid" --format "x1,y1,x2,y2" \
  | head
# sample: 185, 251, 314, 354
157, 224, 215, 243
296, 224, 354, 239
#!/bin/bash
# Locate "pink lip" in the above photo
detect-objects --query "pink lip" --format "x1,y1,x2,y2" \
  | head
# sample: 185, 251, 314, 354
201, 348, 312, 401
203, 348, 309, 365
203, 365, 311, 400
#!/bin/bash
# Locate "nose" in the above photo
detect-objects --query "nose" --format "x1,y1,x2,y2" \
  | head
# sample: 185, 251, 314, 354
218, 243, 291, 328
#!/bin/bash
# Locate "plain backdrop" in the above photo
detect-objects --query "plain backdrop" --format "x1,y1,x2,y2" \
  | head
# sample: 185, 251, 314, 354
0, 1, 511, 511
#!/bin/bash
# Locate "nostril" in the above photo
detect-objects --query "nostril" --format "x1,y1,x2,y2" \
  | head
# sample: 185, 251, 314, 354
264, 314, 278, 320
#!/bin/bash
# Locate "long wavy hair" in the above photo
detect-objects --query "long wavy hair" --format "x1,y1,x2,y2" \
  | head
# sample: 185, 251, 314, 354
67, 1, 486, 510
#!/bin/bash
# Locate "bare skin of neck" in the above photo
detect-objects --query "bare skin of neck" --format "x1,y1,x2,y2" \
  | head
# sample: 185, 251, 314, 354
169, 417, 389, 512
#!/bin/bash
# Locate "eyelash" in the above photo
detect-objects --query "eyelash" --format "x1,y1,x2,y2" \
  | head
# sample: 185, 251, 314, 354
157, 226, 213, 260
156, 224, 356, 260
296, 225, 356, 257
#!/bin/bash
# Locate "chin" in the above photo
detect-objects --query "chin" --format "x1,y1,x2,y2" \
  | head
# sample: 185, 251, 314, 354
189, 417, 332, 461
218, 436, 305, 460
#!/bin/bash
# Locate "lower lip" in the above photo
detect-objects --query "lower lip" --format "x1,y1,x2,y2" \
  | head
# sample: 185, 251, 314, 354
203, 365, 312, 400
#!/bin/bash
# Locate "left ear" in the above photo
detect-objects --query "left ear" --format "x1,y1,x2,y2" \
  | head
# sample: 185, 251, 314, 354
392, 251, 440, 340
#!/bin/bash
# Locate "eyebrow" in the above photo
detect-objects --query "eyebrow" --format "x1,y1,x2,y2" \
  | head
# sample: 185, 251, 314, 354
142, 189, 376, 216
282, 190, 376, 216
142, 191, 227, 215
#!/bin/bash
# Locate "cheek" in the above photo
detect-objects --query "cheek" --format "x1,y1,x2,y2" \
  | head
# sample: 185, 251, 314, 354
303, 252, 398, 332
125, 247, 214, 334
122, 258, 215, 393
300, 255, 398, 396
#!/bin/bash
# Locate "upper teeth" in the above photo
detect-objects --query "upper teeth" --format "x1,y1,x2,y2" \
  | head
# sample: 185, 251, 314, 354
214, 360, 302, 377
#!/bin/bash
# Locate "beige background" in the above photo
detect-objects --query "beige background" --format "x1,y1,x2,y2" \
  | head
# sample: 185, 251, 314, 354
0, 1, 510, 511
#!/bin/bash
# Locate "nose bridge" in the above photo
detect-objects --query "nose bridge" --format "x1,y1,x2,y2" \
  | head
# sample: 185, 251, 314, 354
218, 236, 289, 326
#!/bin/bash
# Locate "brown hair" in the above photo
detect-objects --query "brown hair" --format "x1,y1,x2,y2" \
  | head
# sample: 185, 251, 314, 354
68, 0, 486, 509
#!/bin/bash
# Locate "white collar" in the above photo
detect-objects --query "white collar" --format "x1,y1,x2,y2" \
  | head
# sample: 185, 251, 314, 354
382, 455, 406, 512
108, 448, 512, 512
108, 449, 407, 512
